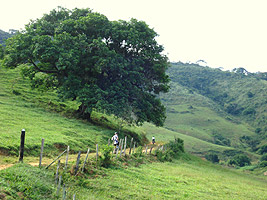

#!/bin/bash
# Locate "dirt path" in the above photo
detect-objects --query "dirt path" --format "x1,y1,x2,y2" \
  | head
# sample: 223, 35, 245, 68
0, 164, 14, 170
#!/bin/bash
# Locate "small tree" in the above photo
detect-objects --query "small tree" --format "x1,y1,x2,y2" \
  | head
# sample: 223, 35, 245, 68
205, 153, 219, 163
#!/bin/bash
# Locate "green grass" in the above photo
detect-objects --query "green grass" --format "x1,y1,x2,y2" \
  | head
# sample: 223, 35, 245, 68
3, 154, 265, 200
0, 163, 56, 200
68, 155, 267, 199
164, 104, 255, 147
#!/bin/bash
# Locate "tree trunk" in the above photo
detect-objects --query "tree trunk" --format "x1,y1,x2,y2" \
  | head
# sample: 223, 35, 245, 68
77, 103, 91, 120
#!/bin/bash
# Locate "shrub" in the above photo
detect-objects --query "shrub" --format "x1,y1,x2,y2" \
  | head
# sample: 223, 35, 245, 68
258, 145, 267, 155
259, 161, 267, 168
155, 137, 184, 162
166, 137, 184, 157
133, 146, 143, 158
260, 153, 267, 161
155, 149, 174, 162
228, 154, 251, 167
100, 145, 113, 168
205, 153, 219, 163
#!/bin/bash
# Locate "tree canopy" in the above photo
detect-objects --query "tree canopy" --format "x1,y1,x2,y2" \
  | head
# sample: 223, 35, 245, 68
4, 7, 170, 126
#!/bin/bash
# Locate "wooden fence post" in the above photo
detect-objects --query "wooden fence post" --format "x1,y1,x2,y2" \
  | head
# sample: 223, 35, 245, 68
145, 145, 148, 155
55, 160, 60, 185
108, 138, 110, 146
120, 139, 124, 157
82, 148, 90, 172
65, 146, 69, 170
73, 194, 76, 200
149, 146, 153, 155
96, 144, 98, 169
56, 175, 62, 196
19, 129, 26, 163
133, 142, 136, 154
116, 146, 119, 158
129, 138, 133, 154
39, 138, 44, 167
75, 151, 81, 175
62, 184, 66, 200
123, 136, 127, 156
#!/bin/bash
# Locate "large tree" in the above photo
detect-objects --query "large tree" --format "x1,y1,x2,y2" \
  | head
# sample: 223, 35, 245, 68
4, 7, 170, 126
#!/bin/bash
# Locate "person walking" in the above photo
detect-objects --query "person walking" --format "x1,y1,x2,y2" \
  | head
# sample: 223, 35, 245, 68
152, 136, 155, 145
111, 132, 119, 153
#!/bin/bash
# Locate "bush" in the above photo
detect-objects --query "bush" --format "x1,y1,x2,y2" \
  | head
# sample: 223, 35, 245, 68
205, 153, 219, 163
100, 145, 114, 168
155, 138, 184, 162
260, 153, 267, 161
259, 161, 267, 168
166, 138, 184, 157
133, 146, 143, 158
258, 145, 267, 155
228, 154, 251, 167
155, 149, 174, 162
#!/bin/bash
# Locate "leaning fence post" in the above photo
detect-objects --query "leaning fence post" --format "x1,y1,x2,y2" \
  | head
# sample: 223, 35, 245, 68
65, 146, 69, 170
145, 145, 148, 155
39, 138, 45, 167
149, 146, 153, 155
129, 138, 133, 154
96, 144, 98, 169
108, 138, 110, 146
73, 194, 76, 200
46, 149, 67, 169
123, 136, 127, 156
75, 151, 81, 175
82, 148, 90, 172
19, 129, 26, 163
55, 160, 60, 185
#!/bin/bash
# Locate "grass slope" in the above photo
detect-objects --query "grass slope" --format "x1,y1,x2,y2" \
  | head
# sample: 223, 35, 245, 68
0, 64, 142, 156
1, 155, 266, 200
153, 64, 264, 158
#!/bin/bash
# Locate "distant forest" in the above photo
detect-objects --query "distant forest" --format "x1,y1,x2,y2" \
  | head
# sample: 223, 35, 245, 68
0, 29, 16, 44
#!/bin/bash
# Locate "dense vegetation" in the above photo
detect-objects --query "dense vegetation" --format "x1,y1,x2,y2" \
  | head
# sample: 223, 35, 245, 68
4, 7, 169, 126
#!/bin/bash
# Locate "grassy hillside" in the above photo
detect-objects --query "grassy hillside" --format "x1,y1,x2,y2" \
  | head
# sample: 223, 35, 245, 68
156, 62, 267, 159
0, 60, 267, 200
1, 155, 266, 199
167, 62, 267, 136
0, 64, 143, 156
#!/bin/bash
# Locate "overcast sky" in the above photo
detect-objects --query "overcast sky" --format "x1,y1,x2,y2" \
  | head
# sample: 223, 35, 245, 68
1, 0, 267, 72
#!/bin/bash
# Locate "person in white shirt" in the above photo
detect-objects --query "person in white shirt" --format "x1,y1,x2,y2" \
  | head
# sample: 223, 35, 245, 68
111, 132, 119, 152
152, 136, 155, 144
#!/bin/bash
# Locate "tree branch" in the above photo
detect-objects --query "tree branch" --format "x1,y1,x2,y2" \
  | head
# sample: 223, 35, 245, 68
29, 59, 59, 74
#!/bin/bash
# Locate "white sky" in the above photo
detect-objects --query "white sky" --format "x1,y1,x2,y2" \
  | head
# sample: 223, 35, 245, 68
1, 0, 267, 72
